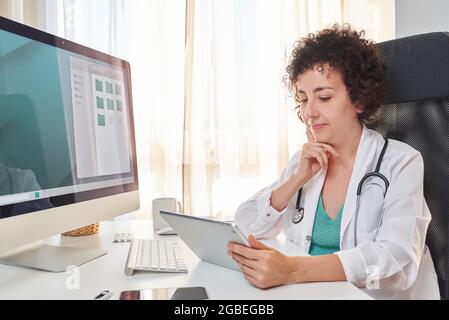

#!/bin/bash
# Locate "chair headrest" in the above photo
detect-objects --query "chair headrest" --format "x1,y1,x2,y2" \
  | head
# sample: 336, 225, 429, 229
378, 32, 449, 104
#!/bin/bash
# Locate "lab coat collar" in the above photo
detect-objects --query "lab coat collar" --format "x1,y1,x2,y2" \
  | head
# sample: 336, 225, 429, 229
301, 169, 326, 245
340, 125, 382, 245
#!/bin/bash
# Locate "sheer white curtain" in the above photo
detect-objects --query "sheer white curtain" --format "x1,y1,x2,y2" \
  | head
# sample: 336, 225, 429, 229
184, 0, 395, 218
0, 0, 46, 29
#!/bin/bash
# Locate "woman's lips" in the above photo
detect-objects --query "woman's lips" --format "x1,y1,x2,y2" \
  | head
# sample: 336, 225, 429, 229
311, 124, 326, 131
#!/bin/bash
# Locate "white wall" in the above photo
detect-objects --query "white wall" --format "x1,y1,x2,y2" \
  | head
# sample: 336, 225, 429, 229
396, 0, 449, 38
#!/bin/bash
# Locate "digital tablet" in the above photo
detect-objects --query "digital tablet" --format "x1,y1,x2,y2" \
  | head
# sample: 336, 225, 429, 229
159, 211, 250, 271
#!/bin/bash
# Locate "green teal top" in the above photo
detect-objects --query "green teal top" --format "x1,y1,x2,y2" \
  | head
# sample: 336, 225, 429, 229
308, 194, 343, 256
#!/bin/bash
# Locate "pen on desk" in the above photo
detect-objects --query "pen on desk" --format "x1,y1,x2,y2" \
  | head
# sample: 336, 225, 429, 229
94, 290, 113, 300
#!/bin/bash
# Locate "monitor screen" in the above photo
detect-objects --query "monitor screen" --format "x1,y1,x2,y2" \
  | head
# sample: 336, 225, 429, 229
0, 17, 138, 220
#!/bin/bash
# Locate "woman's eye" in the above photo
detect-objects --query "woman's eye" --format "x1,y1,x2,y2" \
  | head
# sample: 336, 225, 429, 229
319, 97, 331, 102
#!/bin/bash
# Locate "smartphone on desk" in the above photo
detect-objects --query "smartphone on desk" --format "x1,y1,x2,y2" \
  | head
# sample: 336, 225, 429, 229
120, 287, 208, 300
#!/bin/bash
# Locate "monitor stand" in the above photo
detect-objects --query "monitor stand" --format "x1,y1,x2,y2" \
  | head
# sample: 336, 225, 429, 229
0, 242, 107, 272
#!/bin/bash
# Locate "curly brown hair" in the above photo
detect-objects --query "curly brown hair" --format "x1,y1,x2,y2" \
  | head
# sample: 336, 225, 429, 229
286, 24, 387, 123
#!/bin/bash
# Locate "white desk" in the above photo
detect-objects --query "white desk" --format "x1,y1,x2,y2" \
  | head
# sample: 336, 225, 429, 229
0, 220, 372, 300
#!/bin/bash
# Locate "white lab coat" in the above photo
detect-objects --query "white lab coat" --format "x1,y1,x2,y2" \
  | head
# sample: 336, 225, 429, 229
234, 126, 440, 300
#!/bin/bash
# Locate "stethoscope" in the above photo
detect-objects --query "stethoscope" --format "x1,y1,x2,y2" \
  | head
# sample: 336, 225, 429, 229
292, 139, 390, 245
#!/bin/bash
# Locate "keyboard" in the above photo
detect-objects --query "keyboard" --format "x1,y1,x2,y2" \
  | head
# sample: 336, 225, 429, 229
124, 239, 188, 276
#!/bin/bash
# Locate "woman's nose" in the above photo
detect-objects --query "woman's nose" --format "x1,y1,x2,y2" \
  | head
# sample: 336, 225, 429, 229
305, 99, 318, 119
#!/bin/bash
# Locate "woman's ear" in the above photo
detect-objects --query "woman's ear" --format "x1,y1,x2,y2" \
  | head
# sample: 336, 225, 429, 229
355, 105, 364, 114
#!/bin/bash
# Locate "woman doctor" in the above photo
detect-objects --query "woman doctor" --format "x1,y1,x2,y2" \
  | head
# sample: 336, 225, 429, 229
227, 25, 440, 299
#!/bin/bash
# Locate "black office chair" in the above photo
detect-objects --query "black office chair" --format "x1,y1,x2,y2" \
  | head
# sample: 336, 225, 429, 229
372, 32, 449, 300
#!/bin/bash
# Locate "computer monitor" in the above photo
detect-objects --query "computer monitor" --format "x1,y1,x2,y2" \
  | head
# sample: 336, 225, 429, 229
0, 17, 139, 272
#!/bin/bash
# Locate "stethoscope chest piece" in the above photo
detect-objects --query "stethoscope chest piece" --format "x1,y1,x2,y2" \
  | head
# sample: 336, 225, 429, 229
292, 207, 304, 224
